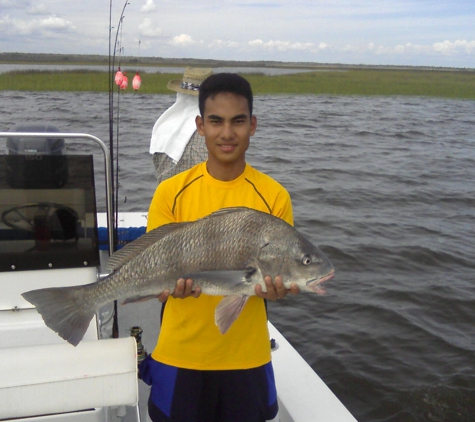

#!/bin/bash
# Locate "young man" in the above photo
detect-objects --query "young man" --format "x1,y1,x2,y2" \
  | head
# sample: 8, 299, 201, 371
145, 73, 299, 422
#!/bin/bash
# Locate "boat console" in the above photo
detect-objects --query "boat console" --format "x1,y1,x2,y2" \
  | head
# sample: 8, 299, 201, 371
0, 128, 138, 421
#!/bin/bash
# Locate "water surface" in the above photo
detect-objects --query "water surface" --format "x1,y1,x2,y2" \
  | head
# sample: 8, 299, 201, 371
1, 91, 474, 421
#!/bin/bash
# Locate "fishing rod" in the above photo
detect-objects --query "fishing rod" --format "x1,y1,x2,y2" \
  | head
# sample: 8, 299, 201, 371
108, 0, 129, 255
108, 0, 130, 340
115, 15, 125, 244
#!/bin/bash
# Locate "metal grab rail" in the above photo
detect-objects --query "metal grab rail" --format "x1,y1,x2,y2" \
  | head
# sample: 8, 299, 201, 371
0, 132, 114, 254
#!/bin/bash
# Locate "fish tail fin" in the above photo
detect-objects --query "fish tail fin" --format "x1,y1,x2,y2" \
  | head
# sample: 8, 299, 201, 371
215, 295, 249, 334
22, 286, 96, 346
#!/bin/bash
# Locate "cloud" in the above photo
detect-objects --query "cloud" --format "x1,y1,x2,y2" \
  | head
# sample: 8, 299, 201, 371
327, 39, 475, 60
0, 0, 25, 9
432, 40, 475, 55
208, 39, 240, 49
161, 36, 329, 57
0, 14, 74, 35
141, 0, 156, 13
162, 34, 475, 62
170, 34, 201, 47
28, 4, 49, 15
139, 17, 161, 37
248, 39, 315, 52
39, 16, 72, 30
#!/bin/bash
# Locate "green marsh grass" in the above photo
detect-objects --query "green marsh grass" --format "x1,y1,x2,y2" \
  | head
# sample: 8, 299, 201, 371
1, 69, 474, 99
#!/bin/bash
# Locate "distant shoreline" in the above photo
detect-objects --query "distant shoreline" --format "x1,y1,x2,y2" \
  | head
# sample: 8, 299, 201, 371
1, 53, 474, 99
1, 52, 473, 73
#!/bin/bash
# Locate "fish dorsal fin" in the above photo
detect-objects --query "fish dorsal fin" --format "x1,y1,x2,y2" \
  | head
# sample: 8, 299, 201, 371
106, 222, 191, 272
106, 207, 256, 273
198, 207, 256, 221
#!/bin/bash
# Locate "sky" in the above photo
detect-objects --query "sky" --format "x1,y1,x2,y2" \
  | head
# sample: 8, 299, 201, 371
1, 0, 474, 68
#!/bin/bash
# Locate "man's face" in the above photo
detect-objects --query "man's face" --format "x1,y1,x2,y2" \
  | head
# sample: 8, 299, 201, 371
196, 92, 257, 168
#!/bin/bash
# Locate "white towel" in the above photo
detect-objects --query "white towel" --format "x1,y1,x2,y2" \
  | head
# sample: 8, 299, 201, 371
149, 93, 200, 163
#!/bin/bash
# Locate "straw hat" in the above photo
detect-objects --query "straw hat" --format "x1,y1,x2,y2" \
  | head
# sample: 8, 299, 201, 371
167, 67, 213, 96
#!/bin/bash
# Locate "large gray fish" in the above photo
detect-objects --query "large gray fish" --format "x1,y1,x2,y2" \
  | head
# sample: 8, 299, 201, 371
22, 207, 334, 346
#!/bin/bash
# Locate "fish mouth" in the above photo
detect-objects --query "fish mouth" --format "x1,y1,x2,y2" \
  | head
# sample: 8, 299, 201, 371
306, 270, 334, 295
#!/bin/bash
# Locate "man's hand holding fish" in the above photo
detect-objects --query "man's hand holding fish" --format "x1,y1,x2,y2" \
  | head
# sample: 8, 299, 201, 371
161, 274, 299, 302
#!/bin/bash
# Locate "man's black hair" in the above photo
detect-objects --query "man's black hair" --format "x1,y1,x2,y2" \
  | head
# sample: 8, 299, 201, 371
198, 73, 253, 117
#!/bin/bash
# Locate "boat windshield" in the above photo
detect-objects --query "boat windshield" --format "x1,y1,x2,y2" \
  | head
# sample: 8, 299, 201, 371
0, 155, 100, 272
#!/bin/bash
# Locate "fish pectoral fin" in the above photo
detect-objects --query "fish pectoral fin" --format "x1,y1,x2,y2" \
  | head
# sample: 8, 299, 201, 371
184, 269, 256, 289
215, 295, 249, 334
122, 294, 160, 304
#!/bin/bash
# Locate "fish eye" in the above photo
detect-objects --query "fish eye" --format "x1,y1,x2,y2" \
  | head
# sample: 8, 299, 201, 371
302, 255, 312, 265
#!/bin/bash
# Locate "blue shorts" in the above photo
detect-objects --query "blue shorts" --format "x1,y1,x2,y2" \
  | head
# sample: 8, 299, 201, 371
141, 357, 278, 422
